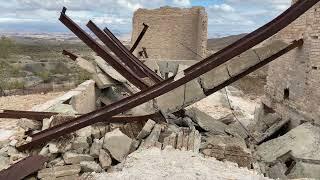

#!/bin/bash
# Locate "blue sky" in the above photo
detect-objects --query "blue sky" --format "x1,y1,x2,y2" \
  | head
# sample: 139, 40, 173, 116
0, 0, 291, 38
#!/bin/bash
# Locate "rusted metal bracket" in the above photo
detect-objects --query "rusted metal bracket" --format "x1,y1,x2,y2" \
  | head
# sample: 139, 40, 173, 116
0, 155, 48, 180
59, 7, 149, 90
17, 0, 318, 151
130, 23, 149, 53
62, 50, 78, 61
103, 26, 162, 83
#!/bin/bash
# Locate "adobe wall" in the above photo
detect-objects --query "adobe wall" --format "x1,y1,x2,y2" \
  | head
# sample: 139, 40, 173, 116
264, 0, 320, 126
131, 6, 208, 61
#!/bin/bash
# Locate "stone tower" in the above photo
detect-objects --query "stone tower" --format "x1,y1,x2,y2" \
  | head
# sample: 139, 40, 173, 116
264, 0, 320, 126
131, 6, 208, 61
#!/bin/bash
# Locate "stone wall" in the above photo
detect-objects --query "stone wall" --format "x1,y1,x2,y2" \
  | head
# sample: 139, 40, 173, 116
131, 6, 207, 61
264, 0, 320, 126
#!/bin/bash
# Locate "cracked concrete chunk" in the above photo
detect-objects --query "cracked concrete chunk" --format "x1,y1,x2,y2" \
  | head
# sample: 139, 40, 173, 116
90, 138, 104, 158
141, 124, 162, 149
287, 161, 320, 179
72, 136, 90, 154
253, 40, 288, 61
63, 152, 94, 164
226, 50, 259, 77
155, 85, 185, 114
186, 107, 227, 135
200, 65, 230, 90
136, 119, 156, 140
184, 78, 206, 107
99, 149, 112, 170
80, 161, 102, 173
257, 123, 320, 163
37, 165, 81, 179
201, 135, 252, 168
70, 80, 96, 114
0, 156, 9, 171
103, 128, 133, 162
18, 118, 41, 131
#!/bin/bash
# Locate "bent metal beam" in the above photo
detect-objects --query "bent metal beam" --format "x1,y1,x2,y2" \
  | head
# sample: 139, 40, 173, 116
17, 0, 319, 151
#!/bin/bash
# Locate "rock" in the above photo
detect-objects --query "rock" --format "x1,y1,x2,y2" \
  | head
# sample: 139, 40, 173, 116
136, 120, 156, 140
37, 165, 81, 179
47, 157, 65, 168
39, 145, 50, 156
80, 161, 102, 173
257, 123, 320, 163
75, 125, 92, 138
90, 138, 103, 158
72, 136, 90, 154
103, 128, 133, 162
163, 133, 177, 149
48, 143, 59, 154
140, 124, 162, 149
17, 118, 41, 131
70, 80, 96, 114
186, 107, 227, 135
99, 149, 112, 170
63, 152, 94, 164
9, 139, 18, 147
0, 156, 9, 171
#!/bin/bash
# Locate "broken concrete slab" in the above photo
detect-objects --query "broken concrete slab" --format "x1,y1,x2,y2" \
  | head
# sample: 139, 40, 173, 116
37, 165, 81, 179
253, 40, 288, 62
75, 57, 96, 74
267, 162, 287, 179
92, 66, 117, 89
63, 152, 94, 164
155, 85, 185, 114
0, 156, 9, 171
103, 128, 133, 162
136, 120, 156, 140
94, 55, 127, 83
257, 123, 320, 163
225, 122, 249, 139
200, 64, 230, 91
70, 80, 96, 114
226, 50, 260, 77
99, 149, 112, 170
184, 78, 206, 107
186, 107, 227, 135
254, 118, 290, 144
80, 161, 102, 173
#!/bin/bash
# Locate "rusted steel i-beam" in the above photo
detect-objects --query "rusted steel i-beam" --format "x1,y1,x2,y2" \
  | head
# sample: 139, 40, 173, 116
0, 155, 48, 180
17, 0, 318, 151
62, 50, 78, 61
130, 23, 149, 53
103, 26, 163, 83
59, 7, 149, 90
0, 110, 58, 121
86, 21, 147, 79
204, 39, 304, 96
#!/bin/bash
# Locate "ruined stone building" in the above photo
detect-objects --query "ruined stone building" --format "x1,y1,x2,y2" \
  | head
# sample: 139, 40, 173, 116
264, 0, 320, 126
131, 6, 207, 61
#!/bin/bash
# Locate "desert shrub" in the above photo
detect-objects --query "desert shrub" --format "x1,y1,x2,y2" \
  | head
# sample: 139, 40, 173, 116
35, 71, 51, 83
0, 36, 14, 58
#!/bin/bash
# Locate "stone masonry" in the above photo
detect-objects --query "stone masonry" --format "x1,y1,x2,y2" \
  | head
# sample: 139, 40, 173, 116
264, 0, 320, 127
131, 6, 207, 61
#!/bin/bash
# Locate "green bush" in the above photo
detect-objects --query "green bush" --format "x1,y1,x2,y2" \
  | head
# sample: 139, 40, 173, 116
35, 71, 51, 83
0, 36, 14, 58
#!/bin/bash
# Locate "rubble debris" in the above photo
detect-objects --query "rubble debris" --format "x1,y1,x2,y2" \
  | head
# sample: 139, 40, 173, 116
37, 165, 81, 179
90, 138, 104, 158
80, 161, 102, 173
99, 149, 112, 170
200, 135, 252, 168
136, 119, 156, 140
186, 107, 227, 135
140, 124, 162, 149
17, 118, 41, 131
257, 123, 320, 163
63, 152, 94, 165
103, 128, 133, 162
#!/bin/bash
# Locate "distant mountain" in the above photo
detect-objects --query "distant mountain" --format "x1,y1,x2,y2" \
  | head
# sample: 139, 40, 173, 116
207, 33, 247, 52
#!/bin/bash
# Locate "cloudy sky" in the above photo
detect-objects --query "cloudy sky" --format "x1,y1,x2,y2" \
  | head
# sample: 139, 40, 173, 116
0, 0, 291, 38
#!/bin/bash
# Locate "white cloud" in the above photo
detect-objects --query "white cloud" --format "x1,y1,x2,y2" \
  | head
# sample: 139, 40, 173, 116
173, 0, 191, 7
211, 4, 234, 12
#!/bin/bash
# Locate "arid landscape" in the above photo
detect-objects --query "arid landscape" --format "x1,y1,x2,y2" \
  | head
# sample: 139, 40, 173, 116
0, 1, 320, 180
